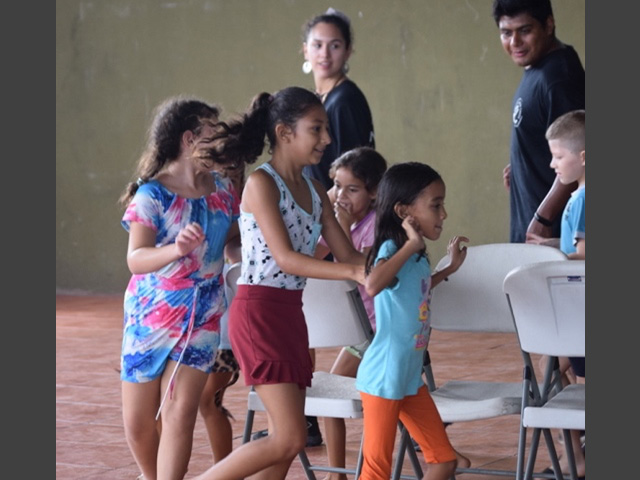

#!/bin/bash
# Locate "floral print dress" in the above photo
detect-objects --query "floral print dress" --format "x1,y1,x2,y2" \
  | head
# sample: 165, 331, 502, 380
120, 173, 239, 383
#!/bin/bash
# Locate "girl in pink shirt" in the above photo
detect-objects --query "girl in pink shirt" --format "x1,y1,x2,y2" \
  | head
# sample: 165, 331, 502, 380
314, 146, 387, 480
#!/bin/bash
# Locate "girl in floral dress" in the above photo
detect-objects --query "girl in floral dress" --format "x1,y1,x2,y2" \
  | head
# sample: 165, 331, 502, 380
119, 96, 247, 480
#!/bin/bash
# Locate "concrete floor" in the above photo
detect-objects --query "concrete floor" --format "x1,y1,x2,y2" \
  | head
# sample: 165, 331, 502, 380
56, 294, 556, 480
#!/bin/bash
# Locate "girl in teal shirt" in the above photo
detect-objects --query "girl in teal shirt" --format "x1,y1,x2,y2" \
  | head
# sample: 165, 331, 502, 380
356, 162, 468, 480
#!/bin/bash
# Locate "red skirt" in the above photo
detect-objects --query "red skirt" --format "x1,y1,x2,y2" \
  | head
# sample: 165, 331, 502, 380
229, 284, 313, 390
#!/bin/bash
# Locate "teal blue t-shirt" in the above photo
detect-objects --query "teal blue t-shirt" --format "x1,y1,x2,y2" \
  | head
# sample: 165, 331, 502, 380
560, 186, 585, 255
355, 239, 432, 400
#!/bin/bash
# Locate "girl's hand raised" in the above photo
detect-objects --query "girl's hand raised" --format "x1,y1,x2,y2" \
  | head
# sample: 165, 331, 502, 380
402, 216, 425, 254
446, 235, 470, 272
175, 222, 205, 256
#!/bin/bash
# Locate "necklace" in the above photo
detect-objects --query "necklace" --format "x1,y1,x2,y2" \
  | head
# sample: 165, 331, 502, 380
316, 74, 346, 103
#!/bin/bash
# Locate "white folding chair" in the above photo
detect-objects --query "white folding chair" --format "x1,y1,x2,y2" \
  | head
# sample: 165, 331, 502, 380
219, 262, 241, 347
241, 278, 397, 480
224, 262, 241, 298
504, 260, 585, 480
393, 243, 568, 479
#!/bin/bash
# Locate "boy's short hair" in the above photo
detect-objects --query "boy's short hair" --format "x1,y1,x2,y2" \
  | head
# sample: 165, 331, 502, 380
545, 109, 585, 153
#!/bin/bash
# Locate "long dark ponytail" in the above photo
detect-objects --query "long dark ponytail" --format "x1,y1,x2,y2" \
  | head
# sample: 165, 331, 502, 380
205, 86, 323, 165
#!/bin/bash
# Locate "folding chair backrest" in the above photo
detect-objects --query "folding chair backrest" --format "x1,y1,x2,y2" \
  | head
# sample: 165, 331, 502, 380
302, 278, 373, 349
430, 243, 568, 333
224, 262, 241, 299
504, 260, 585, 358
395, 244, 569, 479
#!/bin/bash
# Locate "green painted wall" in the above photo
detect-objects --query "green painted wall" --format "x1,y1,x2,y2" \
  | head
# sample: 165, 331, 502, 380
56, 0, 585, 294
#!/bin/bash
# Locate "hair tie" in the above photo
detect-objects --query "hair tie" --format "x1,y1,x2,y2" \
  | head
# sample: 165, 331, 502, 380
326, 7, 350, 26
268, 95, 274, 104
136, 177, 145, 186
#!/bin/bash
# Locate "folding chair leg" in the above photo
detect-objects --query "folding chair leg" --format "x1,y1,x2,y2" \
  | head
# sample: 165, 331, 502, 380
517, 366, 531, 480
391, 427, 408, 480
295, 423, 365, 480
522, 426, 540, 480
516, 424, 527, 480
242, 408, 255, 444
355, 429, 364, 479
391, 422, 424, 480
542, 428, 564, 480
403, 435, 424, 480
561, 429, 579, 480
297, 449, 318, 480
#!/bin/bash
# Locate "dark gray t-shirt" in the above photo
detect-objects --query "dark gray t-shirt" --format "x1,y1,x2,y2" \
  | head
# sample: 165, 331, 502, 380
509, 45, 585, 243
304, 79, 375, 190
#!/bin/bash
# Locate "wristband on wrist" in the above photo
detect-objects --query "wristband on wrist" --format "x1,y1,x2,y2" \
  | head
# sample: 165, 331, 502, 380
534, 212, 553, 227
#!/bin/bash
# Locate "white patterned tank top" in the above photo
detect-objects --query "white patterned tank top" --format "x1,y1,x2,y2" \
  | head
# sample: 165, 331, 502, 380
238, 162, 323, 290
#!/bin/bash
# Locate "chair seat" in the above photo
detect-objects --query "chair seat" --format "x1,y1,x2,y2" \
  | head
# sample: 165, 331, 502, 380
522, 384, 585, 431
247, 371, 363, 419
431, 380, 523, 422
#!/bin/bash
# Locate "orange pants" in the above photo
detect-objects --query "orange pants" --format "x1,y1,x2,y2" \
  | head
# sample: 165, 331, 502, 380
359, 386, 456, 480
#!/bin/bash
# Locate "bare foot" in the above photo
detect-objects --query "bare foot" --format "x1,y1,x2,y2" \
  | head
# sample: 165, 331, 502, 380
455, 450, 471, 469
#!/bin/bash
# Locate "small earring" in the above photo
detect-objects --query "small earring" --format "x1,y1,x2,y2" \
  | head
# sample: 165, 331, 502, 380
342, 62, 350, 74
302, 60, 312, 74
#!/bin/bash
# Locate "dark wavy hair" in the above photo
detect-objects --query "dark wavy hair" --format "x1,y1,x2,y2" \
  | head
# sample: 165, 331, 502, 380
366, 162, 442, 274
119, 95, 220, 206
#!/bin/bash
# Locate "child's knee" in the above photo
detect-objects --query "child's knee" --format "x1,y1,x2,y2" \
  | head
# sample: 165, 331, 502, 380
272, 429, 307, 459
198, 397, 218, 418
161, 400, 199, 430
124, 419, 155, 444
287, 429, 308, 456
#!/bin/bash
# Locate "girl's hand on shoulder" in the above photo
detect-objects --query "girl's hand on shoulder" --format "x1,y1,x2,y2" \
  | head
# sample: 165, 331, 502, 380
402, 216, 424, 254
446, 235, 469, 272
175, 222, 205, 256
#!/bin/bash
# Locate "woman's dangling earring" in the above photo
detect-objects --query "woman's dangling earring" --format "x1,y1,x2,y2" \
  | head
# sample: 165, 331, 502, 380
302, 60, 312, 74
342, 62, 350, 74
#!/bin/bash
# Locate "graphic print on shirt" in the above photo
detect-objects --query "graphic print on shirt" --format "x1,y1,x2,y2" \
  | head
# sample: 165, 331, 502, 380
512, 97, 523, 127
414, 277, 431, 350
239, 163, 322, 289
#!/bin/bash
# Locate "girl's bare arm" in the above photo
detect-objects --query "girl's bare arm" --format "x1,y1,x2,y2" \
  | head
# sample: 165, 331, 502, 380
243, 171, 364, 283
126, 221, 204, 274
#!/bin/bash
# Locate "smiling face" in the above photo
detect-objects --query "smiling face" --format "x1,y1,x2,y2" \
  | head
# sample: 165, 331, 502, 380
498, 12, 555, 68
333, 166, 376, 222
285, 104, 332, 166
405, 179, 447, 241
548, 139, 585, 186
303, 21, 351, 81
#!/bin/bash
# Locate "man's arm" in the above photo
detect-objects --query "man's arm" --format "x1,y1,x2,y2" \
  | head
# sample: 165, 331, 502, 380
526, 176, 577, 238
